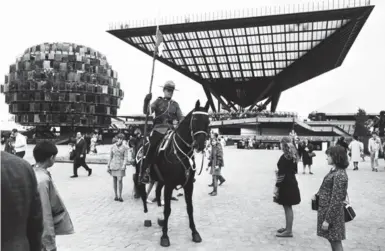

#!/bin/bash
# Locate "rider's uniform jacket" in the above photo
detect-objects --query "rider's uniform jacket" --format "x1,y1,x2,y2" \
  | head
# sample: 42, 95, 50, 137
149, 97, 183, 134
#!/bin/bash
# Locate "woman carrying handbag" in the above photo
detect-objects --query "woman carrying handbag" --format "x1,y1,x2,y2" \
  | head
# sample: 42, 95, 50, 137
312, 145, 350, 251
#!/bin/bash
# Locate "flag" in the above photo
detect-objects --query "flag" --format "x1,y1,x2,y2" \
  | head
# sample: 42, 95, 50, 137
155, 26, 164, 57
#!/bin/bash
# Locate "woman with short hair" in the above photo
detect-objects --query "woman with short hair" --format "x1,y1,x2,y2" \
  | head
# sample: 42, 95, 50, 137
107, 133, 128, 202
313, 146, 349, 251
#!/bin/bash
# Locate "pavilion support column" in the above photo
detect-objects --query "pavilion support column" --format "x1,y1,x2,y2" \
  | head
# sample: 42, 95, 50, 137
270, 92, 281, 113
202, 85, 216, 112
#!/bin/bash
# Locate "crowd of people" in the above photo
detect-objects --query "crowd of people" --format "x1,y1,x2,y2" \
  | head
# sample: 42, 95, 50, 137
2, 125, 385, 251
209, 110, 298, 121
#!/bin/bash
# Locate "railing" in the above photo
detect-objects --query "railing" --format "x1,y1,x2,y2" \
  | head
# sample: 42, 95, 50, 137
108, 0, 371, 30
226, 134, 340, 142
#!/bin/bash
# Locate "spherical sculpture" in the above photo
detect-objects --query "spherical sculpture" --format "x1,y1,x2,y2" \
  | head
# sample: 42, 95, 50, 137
1, 42, 124, 130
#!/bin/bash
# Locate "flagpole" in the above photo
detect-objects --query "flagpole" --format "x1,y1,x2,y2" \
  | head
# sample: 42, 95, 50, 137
139, 25, 160, 183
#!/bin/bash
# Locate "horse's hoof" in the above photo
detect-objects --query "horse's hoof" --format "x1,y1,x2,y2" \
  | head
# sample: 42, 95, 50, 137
192, 232, 202, 243
144, 220, 152, 227
160, 236, 170, 247
158, 218, 164, 227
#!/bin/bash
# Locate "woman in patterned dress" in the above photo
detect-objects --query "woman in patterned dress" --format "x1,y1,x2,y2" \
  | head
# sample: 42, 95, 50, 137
107, 133, 128, 202
313, 145, 349, 251
207, 137, 224, 196
274, 136, 301, 237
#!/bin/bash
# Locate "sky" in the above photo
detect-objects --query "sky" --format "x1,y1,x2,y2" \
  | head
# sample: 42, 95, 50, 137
0, 0, 384, 123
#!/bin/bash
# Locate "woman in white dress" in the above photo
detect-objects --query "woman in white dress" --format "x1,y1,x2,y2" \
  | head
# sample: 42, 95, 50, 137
348, 135, 363, 171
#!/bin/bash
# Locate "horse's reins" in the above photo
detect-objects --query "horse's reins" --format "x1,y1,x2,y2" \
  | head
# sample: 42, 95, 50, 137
172, 110, 209, 189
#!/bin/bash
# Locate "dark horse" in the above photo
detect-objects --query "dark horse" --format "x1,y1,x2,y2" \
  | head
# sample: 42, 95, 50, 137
133, 100, 210, 247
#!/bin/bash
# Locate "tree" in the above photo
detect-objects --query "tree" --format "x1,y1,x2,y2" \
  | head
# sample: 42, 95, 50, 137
354, 108, 369, 137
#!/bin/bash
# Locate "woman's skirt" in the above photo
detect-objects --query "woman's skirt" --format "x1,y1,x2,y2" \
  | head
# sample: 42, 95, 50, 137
111, 170, 126, 177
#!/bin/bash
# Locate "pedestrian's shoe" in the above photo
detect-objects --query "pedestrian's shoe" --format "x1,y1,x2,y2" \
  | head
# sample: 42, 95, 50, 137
146, 199, 153, 204
114, 197, 119, 201
208, 183, 213, 187
210, 191, 217, 196
70, 175, 78, 178
375, 168, 378, 172
88, 169, 92, 176
309, 172, 314, 175
118, 198, 124, 202
219, 179, 226, 186
171, 197, 178, 201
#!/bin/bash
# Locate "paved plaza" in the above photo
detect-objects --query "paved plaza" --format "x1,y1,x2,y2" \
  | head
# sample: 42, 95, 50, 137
21, 145, 385, 251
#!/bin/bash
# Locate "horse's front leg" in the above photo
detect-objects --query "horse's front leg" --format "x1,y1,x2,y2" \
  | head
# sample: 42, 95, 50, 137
184, 178, 202, 243
160, 185, 173, 247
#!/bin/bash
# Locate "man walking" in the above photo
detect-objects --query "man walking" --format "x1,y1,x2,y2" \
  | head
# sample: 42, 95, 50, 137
368, 132, 382, 172
12, 129, 27, 158
71, 132, 92, 178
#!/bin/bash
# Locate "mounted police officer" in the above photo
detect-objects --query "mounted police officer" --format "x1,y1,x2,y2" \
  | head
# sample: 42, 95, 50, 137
140, 80, 184, 183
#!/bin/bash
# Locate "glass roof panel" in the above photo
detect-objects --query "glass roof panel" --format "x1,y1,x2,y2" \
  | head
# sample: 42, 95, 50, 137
245, 27, 257, 35
275, 53, 285, 60
219, 64, 229, 71
217, 56, 227, 63
196, 57, 205, 64
197, 31, 208, 38
207, 57, 215, 64
244, 71, 252, 77
254, 70, 264, 77
276, 61, 286, 68
185, 32, 197, 39
209, 64, 218, 71
188, 66, 197, 72
241, 63, 251, 70
228, 55, 238, 63
235, 36, 247, 45
222, 72, 231, 78
188, 40, 200, 48
221, 29, 232, 37
214, 48, 225, 55
232, 71, 241, 78
247, 36, 258, 44
299, 42, 312, 51
234, 28, 245, 36
249, 45, 259, 53
209, 30, 220, 37
230, 64, 240, 70
192, 49, 202, 56
200, 39, 210, 47
212, 39, 223, 46
212, 72, 220, 78
251, 54, 261, 61
259, 26, 270, 34
163, 51, 171, 58
170, 50, 181, 58
274, 43, 285, 52
198, 65, 208, 71
265, 70, 275, 76
237, 46, 247, 54
261, 35, 272, 43
185, 58, 194, 65
252, 62, 263, 70
226, 46, 236, 55
203, 48, 214, 56
223, 37, 235, 46
240, 55, 249, 62
181, 50, 192, 57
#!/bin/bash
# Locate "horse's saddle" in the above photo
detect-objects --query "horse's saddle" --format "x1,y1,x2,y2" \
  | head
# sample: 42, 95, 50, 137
157, 130, 174, 154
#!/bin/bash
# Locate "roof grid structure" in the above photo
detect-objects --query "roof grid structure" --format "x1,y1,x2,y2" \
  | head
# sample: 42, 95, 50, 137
109, 4, 374, 109
127, 19, 349, 80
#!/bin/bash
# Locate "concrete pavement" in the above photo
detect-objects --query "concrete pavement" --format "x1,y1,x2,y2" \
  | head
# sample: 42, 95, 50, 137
19, 145, 385, 251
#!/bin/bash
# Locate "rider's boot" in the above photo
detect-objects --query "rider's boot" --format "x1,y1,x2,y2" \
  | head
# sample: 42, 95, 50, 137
140, 157, 150, 184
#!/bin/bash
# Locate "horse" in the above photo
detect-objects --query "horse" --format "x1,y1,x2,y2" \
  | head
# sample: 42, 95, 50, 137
133, 100, 210, 247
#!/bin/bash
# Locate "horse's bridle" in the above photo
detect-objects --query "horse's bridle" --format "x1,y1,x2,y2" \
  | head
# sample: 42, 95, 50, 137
171, 110, 209, 189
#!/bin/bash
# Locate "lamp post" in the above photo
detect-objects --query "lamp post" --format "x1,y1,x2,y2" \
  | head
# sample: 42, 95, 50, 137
71, 109, 75, 142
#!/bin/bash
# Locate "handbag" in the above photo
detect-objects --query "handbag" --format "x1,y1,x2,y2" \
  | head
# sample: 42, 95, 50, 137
69, 150, 75, 160
311, 194, 319, 211
309, 152, 316, 157
344, 193, 356, 222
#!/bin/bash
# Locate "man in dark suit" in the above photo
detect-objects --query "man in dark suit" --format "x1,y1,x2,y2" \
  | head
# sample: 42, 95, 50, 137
70, 132, 92, 178
1, 151, 43, 251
